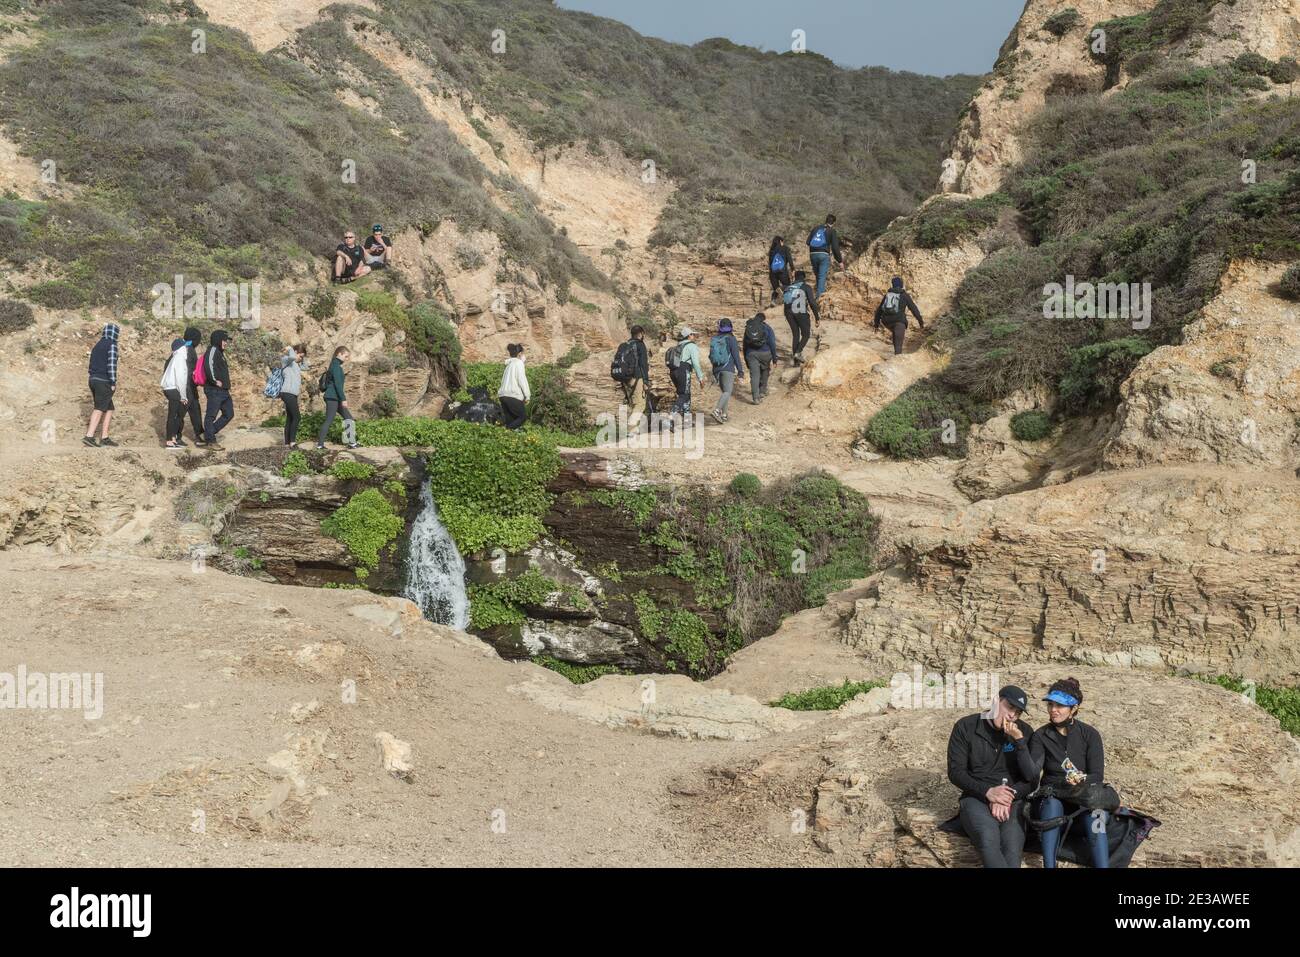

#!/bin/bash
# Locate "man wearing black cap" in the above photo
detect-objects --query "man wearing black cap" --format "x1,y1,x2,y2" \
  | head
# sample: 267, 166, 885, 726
946, 684, 1039, 868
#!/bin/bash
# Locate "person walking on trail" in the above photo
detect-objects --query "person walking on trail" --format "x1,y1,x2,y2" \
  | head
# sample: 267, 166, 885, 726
278, 344, 307, 446
741, 312, 777, 405
1030, 677, 1111, 869
874, 276, 924, 356
498, 343, 531, 431
783, 269, 821, 365
947, 685, 1038, 868
807, 213, 844, 297
202, 330, 236, 451
317, 346, 359, 448
707, 319, 744, 424
160, 336, 191, 449
182, 325, 205, 445
83, 323, 121, 448
665, 327, 705, 421
610, 325, 651, 436
766, 235, 793, 306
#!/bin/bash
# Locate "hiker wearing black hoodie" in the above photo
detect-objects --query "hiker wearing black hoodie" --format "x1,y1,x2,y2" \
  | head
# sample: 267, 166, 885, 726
202, 329, 235, 450
874, 276, 924, 356
183, 325, 205, 445
783, 269, 821, 364
83, 323, 120, 448
947, 686, 1038, 868
766, 236, 793, 305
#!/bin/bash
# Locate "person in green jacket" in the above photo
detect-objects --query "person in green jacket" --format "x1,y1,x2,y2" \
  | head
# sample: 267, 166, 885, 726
316, 346, 358, 449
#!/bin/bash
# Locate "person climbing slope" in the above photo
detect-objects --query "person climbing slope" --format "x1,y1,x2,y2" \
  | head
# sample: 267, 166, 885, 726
83, 323, 121, 448
783, 269, 820, 364
874, 276, 925, 356
160, 336, 191, 449
707, 319, 744, 424
610, 325, 651, 436
741, 312, 778, 405
766, 235, 793, 306
182, 325, 205, 445
202, 329, 236, 451
807, 213, 844, 297
665, 326, 705, 422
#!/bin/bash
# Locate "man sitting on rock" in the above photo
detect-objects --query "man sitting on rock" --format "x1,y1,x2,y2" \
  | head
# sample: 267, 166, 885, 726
946, 685, 1038, 867
333, 230, 371, 284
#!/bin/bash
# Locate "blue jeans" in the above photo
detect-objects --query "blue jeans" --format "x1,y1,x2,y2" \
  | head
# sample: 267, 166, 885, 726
810, 251, 831, 296
1038, 796, 1110, 868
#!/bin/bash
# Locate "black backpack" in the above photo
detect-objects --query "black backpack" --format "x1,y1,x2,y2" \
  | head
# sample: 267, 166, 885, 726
318, 370, 331, 394
743, 317, 767, 350
611, 339, 639, 382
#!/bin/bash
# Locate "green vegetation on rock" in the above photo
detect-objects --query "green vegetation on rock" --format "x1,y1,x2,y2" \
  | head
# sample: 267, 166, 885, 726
321, 488, 404, 570
773, 679, 887, 712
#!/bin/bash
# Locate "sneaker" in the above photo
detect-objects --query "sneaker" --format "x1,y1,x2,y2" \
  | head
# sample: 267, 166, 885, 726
721, 412, 730, 422
347, 442, 359, 449
82, 436, 99, 448
165, 442, 181, 450
175, 439, 189, 448
194, 437, 206, 446
206, 442, 225, 452
315, 444, 326, 451
99, 437, 118, 447
711, 409, 724, 425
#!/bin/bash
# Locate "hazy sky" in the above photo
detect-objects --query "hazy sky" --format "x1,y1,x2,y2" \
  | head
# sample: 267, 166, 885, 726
555, 0, 1025, 76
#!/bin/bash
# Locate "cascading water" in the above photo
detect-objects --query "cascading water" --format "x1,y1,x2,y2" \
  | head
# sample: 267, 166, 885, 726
402, 481, 470, 630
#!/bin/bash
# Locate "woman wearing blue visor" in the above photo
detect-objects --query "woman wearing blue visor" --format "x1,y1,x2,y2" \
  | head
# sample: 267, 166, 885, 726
1030, 677, 1110, 868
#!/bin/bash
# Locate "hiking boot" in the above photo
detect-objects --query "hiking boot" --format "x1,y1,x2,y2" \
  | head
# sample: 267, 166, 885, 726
82, 435, 99, 448
711, 409, 724, 424
99, 437, 118, 447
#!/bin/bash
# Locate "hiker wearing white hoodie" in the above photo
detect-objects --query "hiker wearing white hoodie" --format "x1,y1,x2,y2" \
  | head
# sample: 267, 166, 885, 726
160, 337, 191, 448
498, 343, 530, 430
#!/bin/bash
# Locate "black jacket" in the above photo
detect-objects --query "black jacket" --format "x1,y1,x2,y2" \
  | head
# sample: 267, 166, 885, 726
783, 281, 821, 322
1030, 719, 1104, 789
631, 337, 649, 383
809, 224, 843, 264
947, 712, 1038, 803
184, 326, 201, 390
768, 242, 793, 274
205, 330, 232, 391
875, 289, 923, 328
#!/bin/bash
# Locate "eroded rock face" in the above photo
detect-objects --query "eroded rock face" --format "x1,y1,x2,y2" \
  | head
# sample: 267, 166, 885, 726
943, 0, 1159, 197
841, 467, 1300, 684
1105, 261, 1300, 472
680, 665, 1300, 866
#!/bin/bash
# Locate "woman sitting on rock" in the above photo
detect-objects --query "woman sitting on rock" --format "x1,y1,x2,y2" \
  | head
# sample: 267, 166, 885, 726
1029, 677, 1110, 868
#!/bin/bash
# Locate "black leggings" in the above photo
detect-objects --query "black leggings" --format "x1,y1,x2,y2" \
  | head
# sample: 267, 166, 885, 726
164, 389, 185, 441
787, 313, 811, 356
500, 396, 527, 430
888, 319, 908, 355
281, 392, 301, 445
769, 269, 790, 297
186, 383, 204, 439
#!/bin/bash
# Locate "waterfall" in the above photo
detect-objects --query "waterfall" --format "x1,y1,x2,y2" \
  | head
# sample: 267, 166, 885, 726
402, 481, 470, 630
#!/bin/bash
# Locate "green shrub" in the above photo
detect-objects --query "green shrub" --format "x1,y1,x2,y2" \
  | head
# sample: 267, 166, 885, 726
1009, 410, 1053, 442
1057, 338, 1154, 414
912, 193, 1012, 249
303, 288, 337, 322
555, 344, 588, 369
368, 388, 399, 419
532, 656, 625, 684
280, 450, 313, 479
1042, 9, 1081, 38
25, 280, 87, 309
320, 488, 404, 570
773, 679, 886, 711
865, 383, 993, 458
1209, 360, 1238, 380
1279, 264, 1300, 302
468, 568, 558, 629
728, 473, 762, 497
0, 298, 34, 334
329, 460, 375, 481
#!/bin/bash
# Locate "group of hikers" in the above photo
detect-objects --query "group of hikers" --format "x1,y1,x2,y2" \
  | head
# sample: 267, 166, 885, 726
82, 212, 926, 446
947, 677, 1153, 868
83, 323, 362, 452
609, 214, 926, 430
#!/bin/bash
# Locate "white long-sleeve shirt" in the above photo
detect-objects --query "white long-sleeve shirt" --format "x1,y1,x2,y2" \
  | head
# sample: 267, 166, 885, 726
160, 345, 189, 394
498, 357, 531, 402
